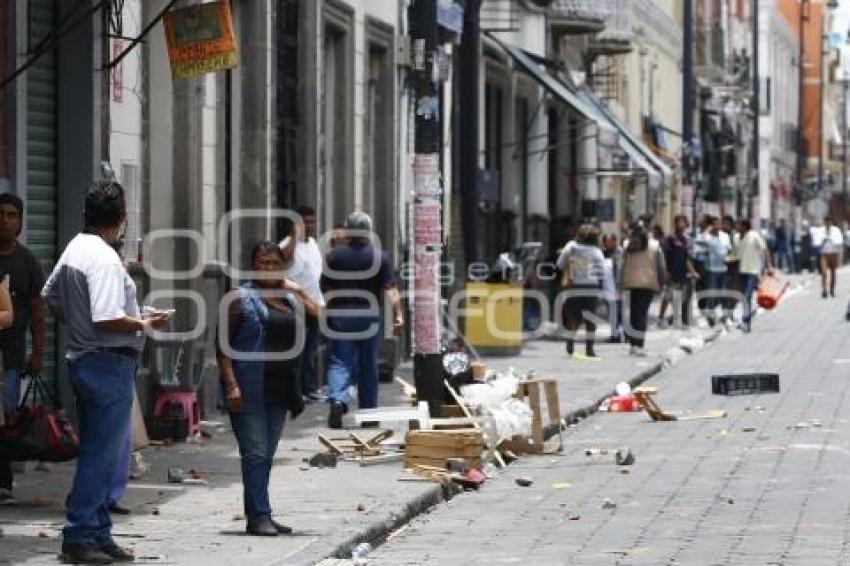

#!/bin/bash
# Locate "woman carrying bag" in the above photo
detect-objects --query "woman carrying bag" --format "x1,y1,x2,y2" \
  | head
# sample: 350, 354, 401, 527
216, 241, 319, 537
620, 224, 667, 357
557, 224, 606, 360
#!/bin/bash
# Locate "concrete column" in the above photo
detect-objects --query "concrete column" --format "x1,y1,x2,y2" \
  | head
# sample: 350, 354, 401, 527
527, 86, 549, 218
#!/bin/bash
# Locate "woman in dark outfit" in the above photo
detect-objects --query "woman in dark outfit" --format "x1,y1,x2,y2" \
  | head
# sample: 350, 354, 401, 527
216, 241, 319, 537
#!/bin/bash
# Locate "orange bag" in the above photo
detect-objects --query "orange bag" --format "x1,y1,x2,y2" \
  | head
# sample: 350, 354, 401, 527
756, 275, 789, 310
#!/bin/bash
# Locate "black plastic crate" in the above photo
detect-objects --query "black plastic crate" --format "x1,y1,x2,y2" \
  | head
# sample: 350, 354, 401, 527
712, 373, 780, 395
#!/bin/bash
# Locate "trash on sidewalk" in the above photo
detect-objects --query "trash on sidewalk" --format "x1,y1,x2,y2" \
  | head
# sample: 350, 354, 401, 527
308, 452, 339, 468
166, 467, 208, 485
615, 448, 635, 466
634, 386, 727, 422
602, 498, 617, 509
599, 395, 640, 413
711, 373, 780, 395
515, 476, 533, 487
404, 429, 484, 470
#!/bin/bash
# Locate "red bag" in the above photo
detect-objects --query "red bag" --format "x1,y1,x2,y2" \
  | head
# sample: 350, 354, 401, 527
0, 373, 79, 462
757, 275, 789, 310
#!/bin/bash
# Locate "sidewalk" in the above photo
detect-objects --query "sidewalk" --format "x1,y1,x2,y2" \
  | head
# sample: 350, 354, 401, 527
0, 277, 811, 565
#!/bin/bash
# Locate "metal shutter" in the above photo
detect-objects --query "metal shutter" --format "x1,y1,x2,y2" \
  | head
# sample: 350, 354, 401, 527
26, 0, 57, 381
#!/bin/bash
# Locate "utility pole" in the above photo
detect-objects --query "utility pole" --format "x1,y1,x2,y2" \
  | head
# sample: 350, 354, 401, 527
751, 0, 760, 223
410, 0, 443, 414
797, 0, 807, 203
458, 0, 482, 265
841, 73, 850, 224
683, 0, 695, 229
818, 10, 825, 198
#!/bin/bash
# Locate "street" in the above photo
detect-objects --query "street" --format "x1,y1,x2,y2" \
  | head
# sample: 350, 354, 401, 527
364, 274, 850, 566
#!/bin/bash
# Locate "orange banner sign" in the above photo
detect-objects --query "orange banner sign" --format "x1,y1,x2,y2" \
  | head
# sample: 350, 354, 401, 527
163, 1, 238, 80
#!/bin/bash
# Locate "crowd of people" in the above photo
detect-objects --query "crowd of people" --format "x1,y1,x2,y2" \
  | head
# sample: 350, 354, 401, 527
556, 212, 780, 361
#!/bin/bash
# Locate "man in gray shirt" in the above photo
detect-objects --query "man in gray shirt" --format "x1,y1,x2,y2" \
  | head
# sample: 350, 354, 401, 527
43, 181, 169, 564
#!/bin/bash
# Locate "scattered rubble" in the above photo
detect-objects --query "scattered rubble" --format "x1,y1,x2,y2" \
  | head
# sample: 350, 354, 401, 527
602, 498, 617, 510
515, 476, 534, 487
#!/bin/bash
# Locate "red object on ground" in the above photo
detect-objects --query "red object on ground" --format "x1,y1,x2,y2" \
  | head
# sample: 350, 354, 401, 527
757, 275, 789, 310
606, 395, 639, 412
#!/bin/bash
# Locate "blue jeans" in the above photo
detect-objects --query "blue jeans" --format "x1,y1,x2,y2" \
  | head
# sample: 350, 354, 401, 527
63, 352, 136, 547
704, 271, 728, 318
1, 368, 20, 491
229, 404, 286, 522
300, 319, 320, 395
326, 315, 380, 409
2, 367, 21, 412
108, 418, 132, 506
740, 273, 759, 327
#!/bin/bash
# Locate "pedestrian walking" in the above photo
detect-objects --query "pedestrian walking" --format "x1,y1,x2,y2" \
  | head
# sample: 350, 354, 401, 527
620, 224, 667, 357
735, 219, 773, 333
774, 219, 793, 273
556, 223, 605, 360
279, 206, 325, 402
321, 212, 403, 429
602, 234, 624, 343
0, 193, 44, 505
810, 220, 826, 276
701, 216, 733, 327
42, 180, 172, 564
820, 216, 844, 298
217, 240, 318, 537
659, 215, 699, 328
722, 215, 741, 326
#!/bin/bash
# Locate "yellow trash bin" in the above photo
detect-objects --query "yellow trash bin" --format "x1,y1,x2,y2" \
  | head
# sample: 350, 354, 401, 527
464, 282, 523, 356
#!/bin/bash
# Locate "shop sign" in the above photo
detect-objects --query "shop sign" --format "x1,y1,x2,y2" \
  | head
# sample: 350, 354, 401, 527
163, 1, 238, 80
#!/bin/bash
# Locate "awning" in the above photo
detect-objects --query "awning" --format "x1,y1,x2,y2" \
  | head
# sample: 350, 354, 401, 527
489, 35, 672, 185
576, 87, 674, 187
490, 35, 615, 133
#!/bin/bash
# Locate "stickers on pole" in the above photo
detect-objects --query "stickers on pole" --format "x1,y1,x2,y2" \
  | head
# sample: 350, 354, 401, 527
163, 1, 239, 80
413, 154, 442, 355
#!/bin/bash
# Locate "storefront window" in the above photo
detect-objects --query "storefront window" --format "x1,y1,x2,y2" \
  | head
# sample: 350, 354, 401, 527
0, 1, 11, 183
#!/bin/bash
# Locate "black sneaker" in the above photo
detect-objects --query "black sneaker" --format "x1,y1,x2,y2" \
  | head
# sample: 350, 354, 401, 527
246, 517, 279, 537
270, 518, 293, 535
59, 543, 114, 564
99, 542, 134, 562
328, 402, 346, 429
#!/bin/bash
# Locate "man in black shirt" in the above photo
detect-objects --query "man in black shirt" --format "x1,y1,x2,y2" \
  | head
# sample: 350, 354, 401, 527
660, 215, 698, 327
321, 212, 403, 428
0, 193, 46, 502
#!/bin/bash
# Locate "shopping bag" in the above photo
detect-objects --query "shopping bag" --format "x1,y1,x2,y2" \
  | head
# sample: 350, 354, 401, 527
0, 373, 79, 462
756, 274, 789, 310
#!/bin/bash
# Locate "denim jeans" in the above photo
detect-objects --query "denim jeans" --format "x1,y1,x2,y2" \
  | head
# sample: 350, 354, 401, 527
108, 418, 132, 506
229, 404, 286, 522
0, 367, 20, 491
326, 314, 381, 409
740, 273, 759, 327
63, 352, 136, 547
300, 318, 321, 395
704, 271, 728, 319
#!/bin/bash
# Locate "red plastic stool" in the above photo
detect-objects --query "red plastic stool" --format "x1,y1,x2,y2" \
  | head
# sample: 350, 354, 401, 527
153, 390, 200, 439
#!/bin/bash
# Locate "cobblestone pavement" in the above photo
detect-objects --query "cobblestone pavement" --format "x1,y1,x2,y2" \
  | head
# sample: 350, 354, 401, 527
367, 273, 850, 566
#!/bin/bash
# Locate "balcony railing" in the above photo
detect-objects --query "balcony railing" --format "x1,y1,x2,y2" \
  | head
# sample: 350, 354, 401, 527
550, 0, 606, 36
588, 0, 634, 56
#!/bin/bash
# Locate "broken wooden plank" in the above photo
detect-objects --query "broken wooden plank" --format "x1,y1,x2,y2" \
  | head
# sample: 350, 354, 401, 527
318, 434, 344, 455
359, 452, 405, 467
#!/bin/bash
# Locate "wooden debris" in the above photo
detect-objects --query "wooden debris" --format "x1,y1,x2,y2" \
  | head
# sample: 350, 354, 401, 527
405, 429, 484, 469
634, 387, 727, 422
318, 434, 344, 455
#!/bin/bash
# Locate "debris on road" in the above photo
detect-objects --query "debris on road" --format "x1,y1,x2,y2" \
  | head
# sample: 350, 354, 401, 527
599, 395, 640, 413
404, 429, 484, 470
634, 386, 727, 422
551, 482, 571, 490
308, 452, 339, 468
602, 498, 617, 509
711, 373, 780, 395
515, 476, 533, 487
615, 448, 635, 466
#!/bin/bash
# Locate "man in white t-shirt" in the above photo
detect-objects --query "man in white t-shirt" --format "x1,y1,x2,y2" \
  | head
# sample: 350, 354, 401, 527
42, 181, 171, 563
735, 219, 773, 332
280, 206, 325, 401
